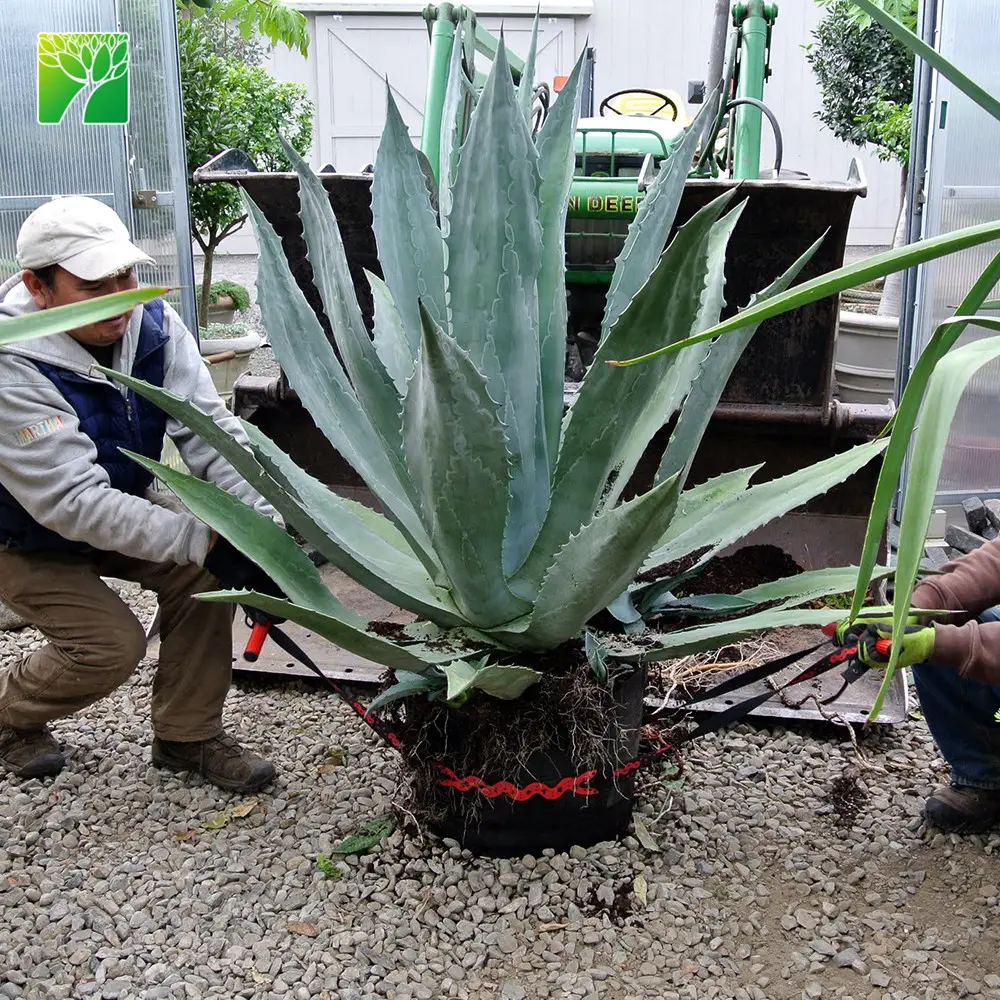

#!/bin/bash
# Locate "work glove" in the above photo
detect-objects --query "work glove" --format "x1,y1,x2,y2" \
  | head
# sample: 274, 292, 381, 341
203, 536, 287, 624
828, 608, 919, 646
854, 622, 935, 670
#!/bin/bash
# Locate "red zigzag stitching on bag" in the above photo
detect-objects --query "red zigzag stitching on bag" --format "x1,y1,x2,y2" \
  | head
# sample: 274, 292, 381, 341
435, 743, 681, 801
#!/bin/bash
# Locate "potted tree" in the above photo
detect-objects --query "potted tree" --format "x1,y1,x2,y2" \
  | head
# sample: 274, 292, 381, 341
105, 27, 1000, 854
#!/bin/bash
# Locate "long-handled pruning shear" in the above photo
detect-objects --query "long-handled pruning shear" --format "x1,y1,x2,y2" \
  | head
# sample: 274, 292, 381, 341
672, 624, 891, 743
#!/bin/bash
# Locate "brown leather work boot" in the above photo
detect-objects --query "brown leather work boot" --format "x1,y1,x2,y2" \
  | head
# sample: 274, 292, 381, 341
924, 784, 1000, 833
0, 724, 65, 779
151, 731, 276, 792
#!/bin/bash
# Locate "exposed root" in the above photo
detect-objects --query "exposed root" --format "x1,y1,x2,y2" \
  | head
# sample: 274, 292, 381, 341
387, 649, 639, 829
648, 636, 783, 713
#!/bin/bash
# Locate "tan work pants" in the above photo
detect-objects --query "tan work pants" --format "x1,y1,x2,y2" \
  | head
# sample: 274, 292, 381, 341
0, 549, 234, 740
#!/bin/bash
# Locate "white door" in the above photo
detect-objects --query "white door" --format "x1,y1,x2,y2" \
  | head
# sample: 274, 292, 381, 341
315, 13, 579, 172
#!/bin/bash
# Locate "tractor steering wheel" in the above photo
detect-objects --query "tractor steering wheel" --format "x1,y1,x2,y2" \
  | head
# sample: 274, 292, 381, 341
599, 89, 679, 121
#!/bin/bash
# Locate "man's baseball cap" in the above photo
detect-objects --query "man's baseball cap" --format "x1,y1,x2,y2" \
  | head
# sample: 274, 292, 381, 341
16, 196, 155, 281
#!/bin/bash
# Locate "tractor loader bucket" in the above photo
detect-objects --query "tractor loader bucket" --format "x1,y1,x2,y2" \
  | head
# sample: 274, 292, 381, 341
195, 151, 905, 724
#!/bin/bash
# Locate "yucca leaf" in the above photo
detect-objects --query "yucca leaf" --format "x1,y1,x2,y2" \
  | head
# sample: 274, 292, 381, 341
404, 304, 531, 628
516, 12, 539, 122
447, 39, 549, 574
600, 90, 722, 342
242, 422, 467, 626
849, 0, 1000, 124
870, 325, 1000, 720
372, 88, 448, 350
123, 452, 350, 620
199, 591, 445, 674
282, 138, 403, 458
655, 234, 826, 487
503, 473, 682, 650
516, 190, 738, 594
611, 220, 1000, 367
849, 250, 1000, 625
367, 269, 415, 394
536, 48, 587, 473
245, 195, 440, 579
0, 288, 166, 347
601, 199, 745, 511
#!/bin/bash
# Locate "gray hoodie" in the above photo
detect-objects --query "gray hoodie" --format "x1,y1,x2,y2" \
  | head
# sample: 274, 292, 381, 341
0, 276, 273, 566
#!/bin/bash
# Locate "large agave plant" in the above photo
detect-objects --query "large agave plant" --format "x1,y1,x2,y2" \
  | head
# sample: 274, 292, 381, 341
111, 36, 898, 707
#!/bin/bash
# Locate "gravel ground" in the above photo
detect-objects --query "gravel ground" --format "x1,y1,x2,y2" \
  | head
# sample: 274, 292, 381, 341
2, 584, 1000, 1000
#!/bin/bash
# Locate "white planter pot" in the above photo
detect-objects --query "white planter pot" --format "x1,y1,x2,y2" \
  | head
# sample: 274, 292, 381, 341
200, 331, 261, 401
834, 312, 899, 405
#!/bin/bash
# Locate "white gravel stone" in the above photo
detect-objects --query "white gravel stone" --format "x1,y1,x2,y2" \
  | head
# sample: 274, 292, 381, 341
0, 591, 998, 998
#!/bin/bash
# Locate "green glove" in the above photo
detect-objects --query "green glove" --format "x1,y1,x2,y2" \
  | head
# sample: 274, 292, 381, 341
857, 622, 935, 669
831, 608, 918, 645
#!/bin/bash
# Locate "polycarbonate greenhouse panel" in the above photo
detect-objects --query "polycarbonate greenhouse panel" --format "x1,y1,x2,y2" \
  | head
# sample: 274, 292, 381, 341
907, 0, 1000, 501
0, 0, 196, 330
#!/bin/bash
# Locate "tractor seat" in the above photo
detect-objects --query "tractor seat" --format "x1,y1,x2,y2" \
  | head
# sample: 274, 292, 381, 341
603, 89, 691, 125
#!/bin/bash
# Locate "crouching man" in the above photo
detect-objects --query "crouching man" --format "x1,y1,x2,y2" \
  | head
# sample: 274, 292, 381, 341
0, 196, 279, 792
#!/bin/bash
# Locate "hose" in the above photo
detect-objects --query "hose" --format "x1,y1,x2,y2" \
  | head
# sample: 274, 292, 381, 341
723, 97, 784, 178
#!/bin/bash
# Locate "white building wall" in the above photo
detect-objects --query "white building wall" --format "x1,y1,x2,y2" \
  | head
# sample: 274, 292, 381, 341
203, 0, 902, 257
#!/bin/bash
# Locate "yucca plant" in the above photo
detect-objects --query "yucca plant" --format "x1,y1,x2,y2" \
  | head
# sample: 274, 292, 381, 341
100, 19, 1000, 846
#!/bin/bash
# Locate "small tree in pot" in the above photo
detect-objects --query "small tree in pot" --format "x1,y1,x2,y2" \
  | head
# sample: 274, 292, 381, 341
103, 31, 1000, 854
177, 5, 313, 326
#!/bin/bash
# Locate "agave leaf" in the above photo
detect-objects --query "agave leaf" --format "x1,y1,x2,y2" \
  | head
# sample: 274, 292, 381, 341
869, 326, 1000, 720
642, 465, 764, 571
200, 591, 444, 673
403, 304, 531, 628
516, 12, 539, 122
446, 39, 549, 573
850, 0, 1000, 123
655, 233, 826, 488
601, 199, 746, 511
584, 630, 609, 684
615, 607, 846, 660
242, 422, 467, 626
535, 48, 586, 472
372, 88, 448, 350
652, 564, 894, 616
102, 368, 460, 624
849, 251, 1000, 625
439, 659, 542, 701
516, 190, 738, 594
0, 288, 165, 348
438, 18, 466, 236
658, 438, 888, 576
367, 269, 415, 394
123, 453, 351, 620
245, 195, 440, 578
612, 220, 1000, 367
367, 671, 444, 714
600, 90, 722, 342
505, 473, 682, 650
281, 139, 403, 458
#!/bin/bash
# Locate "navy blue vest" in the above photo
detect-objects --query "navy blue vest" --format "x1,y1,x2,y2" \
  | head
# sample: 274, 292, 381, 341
0, 300, 170, 552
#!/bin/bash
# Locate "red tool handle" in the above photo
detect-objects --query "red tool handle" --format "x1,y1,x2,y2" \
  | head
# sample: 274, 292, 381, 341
874, 637, 892, 657
243, 620, 271, 662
